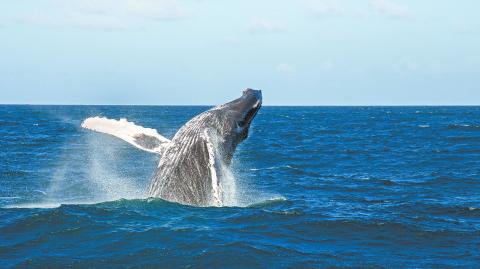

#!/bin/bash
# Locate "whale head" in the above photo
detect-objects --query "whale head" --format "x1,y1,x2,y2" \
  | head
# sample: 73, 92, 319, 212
222, 88, 262, 138
209, 88, 262, 163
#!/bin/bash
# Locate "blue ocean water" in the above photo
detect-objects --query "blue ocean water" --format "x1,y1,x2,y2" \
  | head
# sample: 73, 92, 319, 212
0, 105, 479, 268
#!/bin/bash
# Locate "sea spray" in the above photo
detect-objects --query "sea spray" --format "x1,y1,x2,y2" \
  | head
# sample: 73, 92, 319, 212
218, 160, 238, 206
44, 132, 148, 206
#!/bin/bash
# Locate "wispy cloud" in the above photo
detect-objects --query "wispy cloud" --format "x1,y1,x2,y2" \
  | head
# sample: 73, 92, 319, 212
248, 17, 286, 34
137, 0, 184, 19
319, 60, 334, 71
454, 21, 480, 35
306, 0, 411, 19
306, 0, 345, 17
398, 59, 419, 72
11, 0, 189, 30
368, 0, 410, 18
276, 63, 295, 74
397, 59, 448, 74
18, 12, 130, 30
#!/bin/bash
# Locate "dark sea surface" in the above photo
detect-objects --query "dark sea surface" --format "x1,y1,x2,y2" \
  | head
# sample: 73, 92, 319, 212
0, 105, 479, 268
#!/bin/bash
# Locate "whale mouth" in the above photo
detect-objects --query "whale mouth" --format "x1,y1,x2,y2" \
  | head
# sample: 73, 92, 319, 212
219, 88, 262, 128
238, 89, 262, 127
243, 100, 261, 126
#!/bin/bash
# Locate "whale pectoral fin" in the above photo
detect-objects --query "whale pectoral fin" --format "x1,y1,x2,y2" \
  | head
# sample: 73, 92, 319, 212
81, 116, 171, 154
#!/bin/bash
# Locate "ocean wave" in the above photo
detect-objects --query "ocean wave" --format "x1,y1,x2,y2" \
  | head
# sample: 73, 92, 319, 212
0, 120, 19, 127
249, 165, 295, 171
2, 197, 171, 210
0, 196, 21, 200
400, 202, 480, 218
2, 199, 479, 268
3, 195, 289, 211
246, 197, 287, 208
446, 123, 480, 130
445, 136, 480, 142
4, 201, 91, 209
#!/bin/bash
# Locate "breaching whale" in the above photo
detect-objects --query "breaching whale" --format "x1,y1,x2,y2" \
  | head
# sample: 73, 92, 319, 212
82, 89, 262, 206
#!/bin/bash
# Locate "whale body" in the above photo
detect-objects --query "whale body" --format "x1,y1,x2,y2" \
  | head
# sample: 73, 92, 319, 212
82, 89, 262, 206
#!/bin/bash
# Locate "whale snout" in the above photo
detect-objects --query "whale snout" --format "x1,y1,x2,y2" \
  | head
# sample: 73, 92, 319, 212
242, 88, 262, 112
243, 88, 262, 103
235, 88, 262, 129
219, 88, 263, 129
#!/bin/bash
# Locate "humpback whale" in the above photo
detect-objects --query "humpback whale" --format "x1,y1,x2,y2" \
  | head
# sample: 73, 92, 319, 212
82, 89, 262, 206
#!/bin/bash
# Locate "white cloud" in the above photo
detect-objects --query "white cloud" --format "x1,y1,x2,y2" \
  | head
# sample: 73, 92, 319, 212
398, 59, 448, 74
13, 0, 188, 30
399, 60, 419, 72
454, 21, 480, 35
319, 60, 334, 71
248, 17, 286, 34
368, 0, 410, 18
276, 63, 295, 74
18, 12, 130, 30
133, 0, 182, 18
306, 0, 411, 20
306, 0, 345, 17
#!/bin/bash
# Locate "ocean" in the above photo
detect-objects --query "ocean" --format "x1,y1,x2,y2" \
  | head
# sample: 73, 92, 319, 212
0, 105, 479, 268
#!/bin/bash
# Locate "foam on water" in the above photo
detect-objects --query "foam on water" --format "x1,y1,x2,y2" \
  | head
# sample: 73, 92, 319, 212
4, 201, 92, 209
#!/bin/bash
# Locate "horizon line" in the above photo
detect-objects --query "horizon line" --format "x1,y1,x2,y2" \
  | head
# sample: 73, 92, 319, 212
0, 103, 479, 107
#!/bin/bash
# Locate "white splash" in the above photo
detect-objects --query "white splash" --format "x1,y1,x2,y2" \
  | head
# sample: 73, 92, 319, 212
218, 157, 237, 207
39, 132, 149, 207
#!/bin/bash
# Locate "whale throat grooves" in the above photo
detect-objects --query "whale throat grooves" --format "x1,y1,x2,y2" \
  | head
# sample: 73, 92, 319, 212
147, 115, 227, 206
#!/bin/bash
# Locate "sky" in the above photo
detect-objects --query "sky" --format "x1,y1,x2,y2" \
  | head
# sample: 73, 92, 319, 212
0, 0, 479, 105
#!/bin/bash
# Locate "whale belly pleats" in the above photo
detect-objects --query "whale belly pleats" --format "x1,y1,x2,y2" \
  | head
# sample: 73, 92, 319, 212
148, 126, 220, 206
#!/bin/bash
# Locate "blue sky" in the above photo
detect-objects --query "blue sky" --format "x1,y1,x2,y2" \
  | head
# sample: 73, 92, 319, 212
1, 0, 479, 105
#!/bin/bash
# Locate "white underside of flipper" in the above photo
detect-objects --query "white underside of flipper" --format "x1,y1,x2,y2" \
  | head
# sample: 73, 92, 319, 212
81, 117, 171, 154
